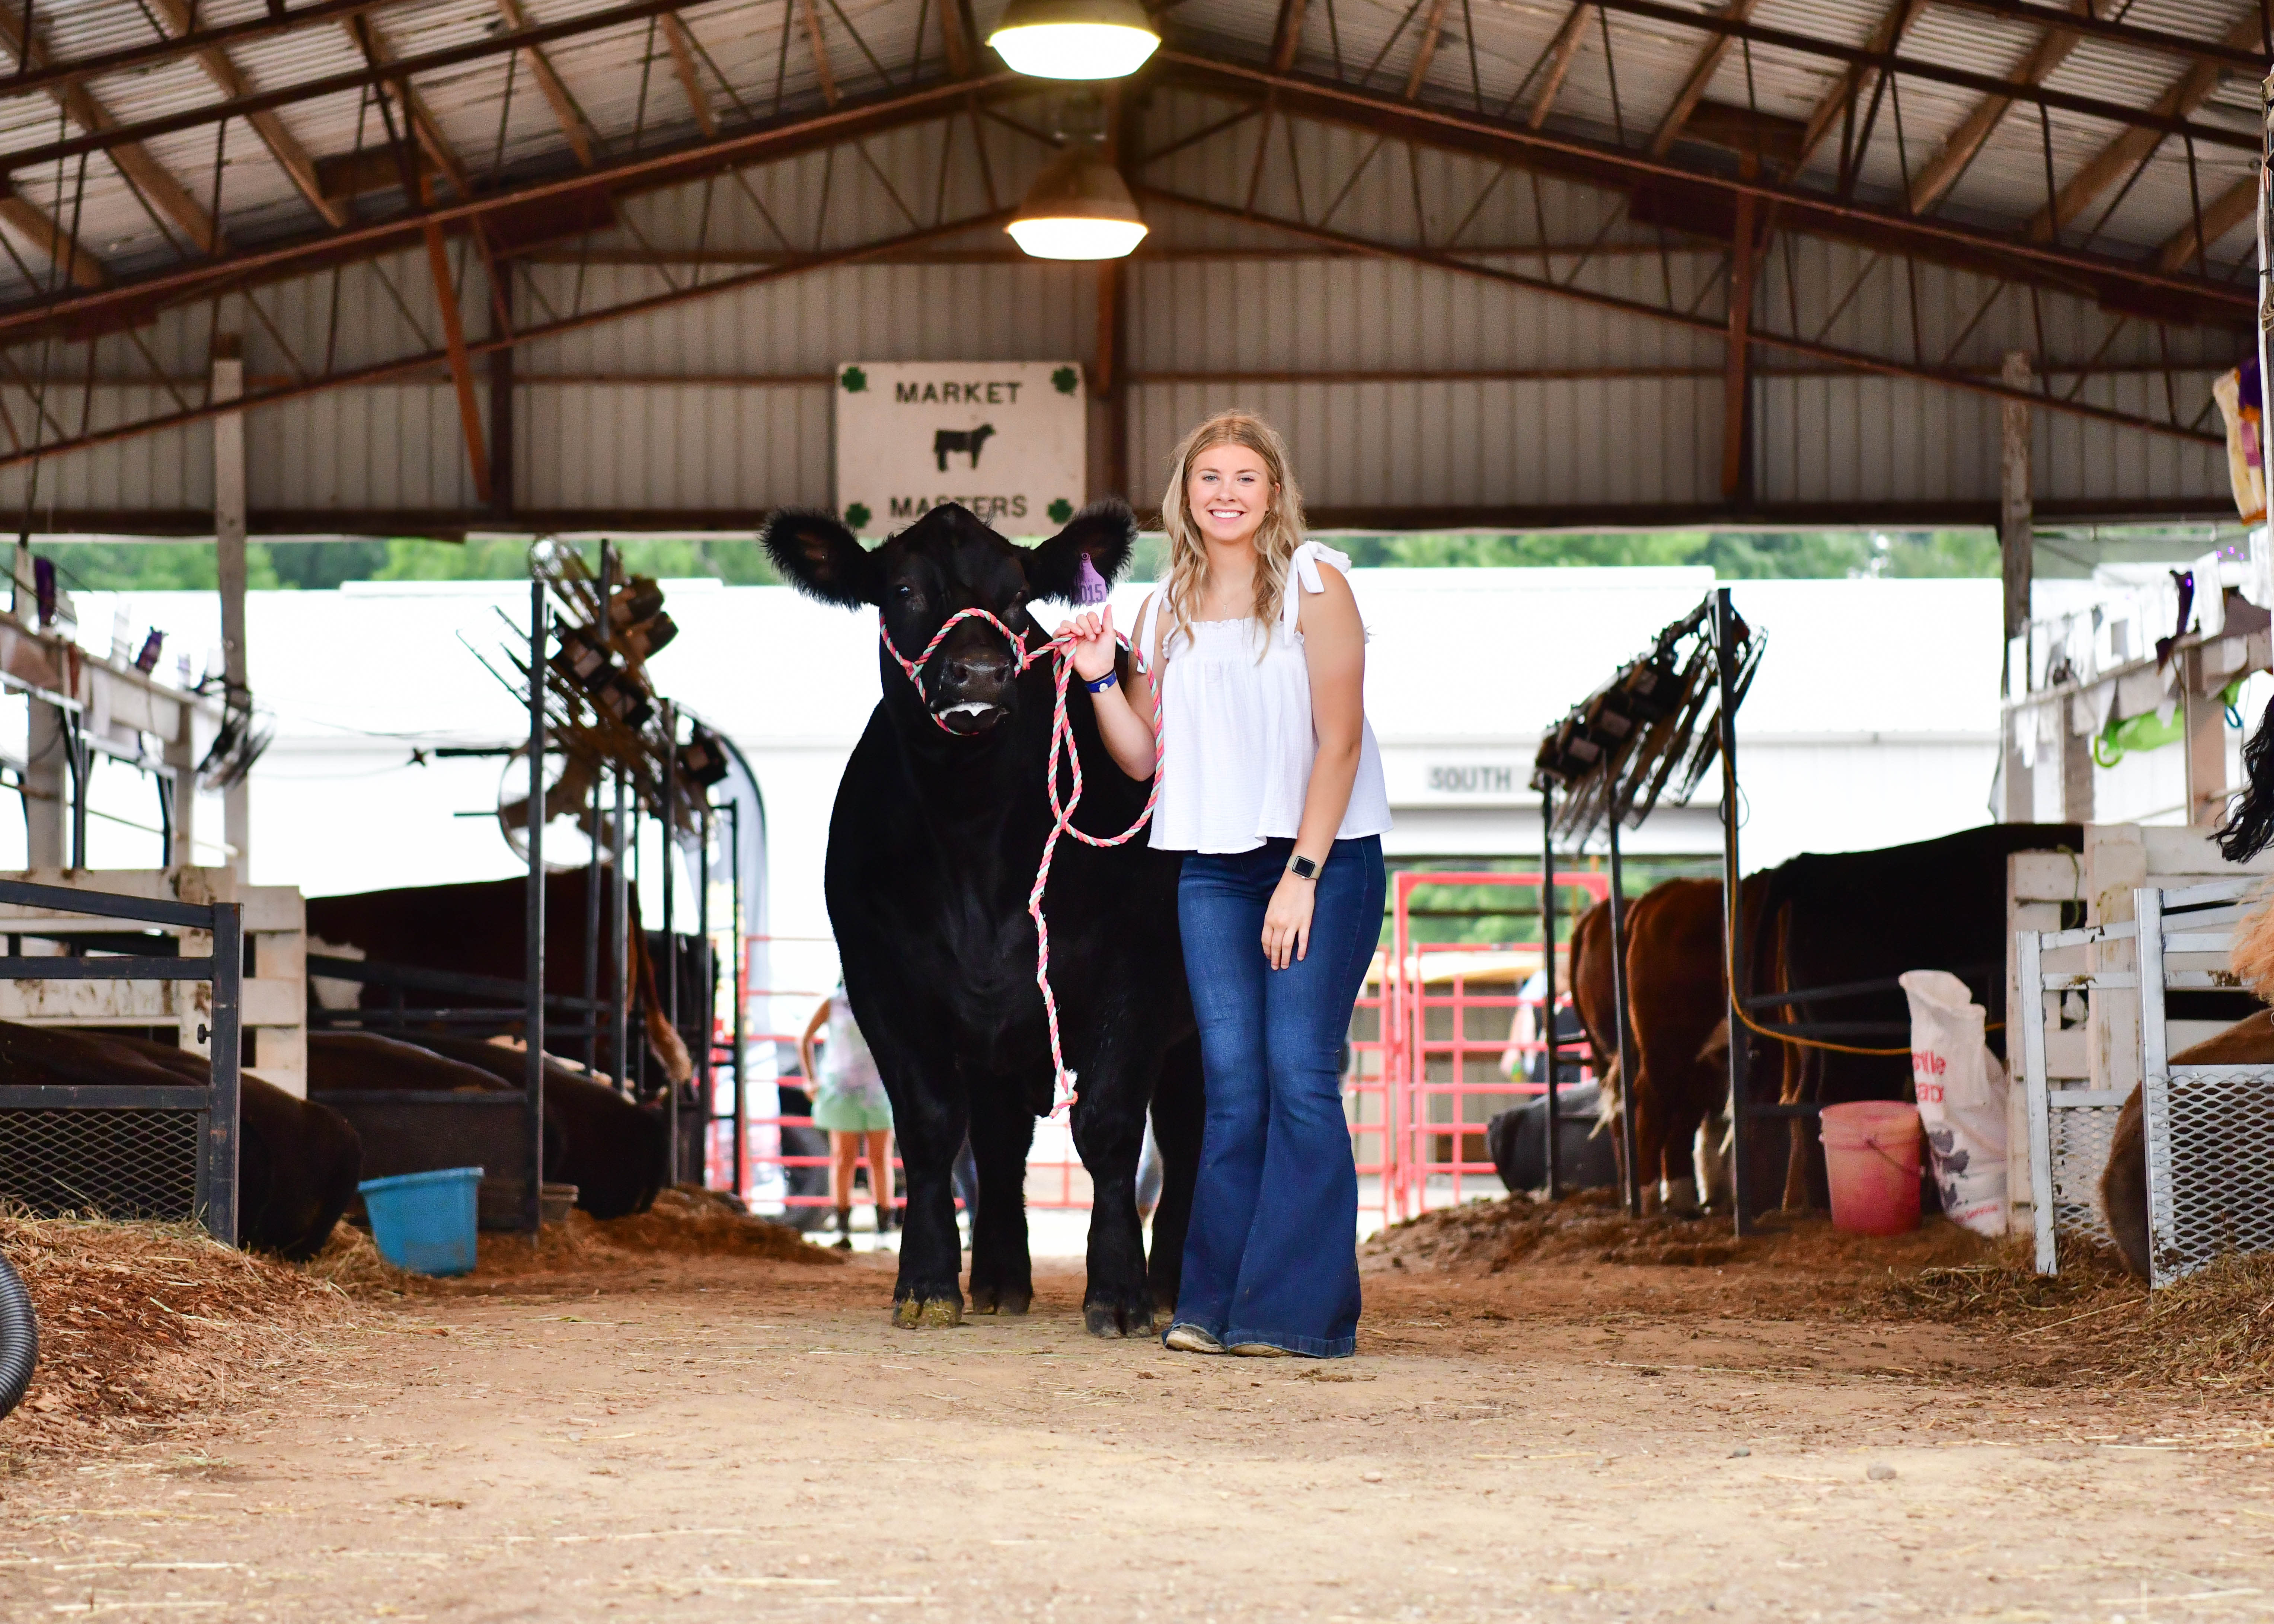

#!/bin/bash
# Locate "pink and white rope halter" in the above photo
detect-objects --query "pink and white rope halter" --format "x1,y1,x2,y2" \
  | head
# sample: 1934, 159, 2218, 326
879, 605, 1164, 1121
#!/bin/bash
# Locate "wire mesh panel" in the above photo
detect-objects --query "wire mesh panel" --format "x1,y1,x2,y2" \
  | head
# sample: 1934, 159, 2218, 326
2146, 1067, 2274, 1283
2045, 1098, 2124, 1253
0, 1106, 201, 1220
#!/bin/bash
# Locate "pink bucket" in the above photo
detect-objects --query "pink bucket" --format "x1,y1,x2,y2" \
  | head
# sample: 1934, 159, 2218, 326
1820, 1100, 1922, 1237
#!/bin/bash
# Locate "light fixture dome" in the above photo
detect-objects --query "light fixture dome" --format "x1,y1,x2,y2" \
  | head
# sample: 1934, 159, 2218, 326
1006, 148, 1149, 260
986, 0, 1159, 79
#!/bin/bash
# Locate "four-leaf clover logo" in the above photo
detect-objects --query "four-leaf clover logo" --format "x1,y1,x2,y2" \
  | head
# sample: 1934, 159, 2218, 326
1047, 498, 1073, 524
1051, 366, 1079, 396
845, 502, 872, 530
840, 365, 868, 393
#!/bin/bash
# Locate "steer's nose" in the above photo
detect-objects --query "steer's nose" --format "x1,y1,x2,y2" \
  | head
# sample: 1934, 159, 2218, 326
946, 647, 1015, 688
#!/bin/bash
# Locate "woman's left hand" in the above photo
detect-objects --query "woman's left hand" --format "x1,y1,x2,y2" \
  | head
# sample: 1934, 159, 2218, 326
1262, 872, 1315, 970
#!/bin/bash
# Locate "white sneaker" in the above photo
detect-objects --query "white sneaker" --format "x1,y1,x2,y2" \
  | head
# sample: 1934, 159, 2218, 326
1163, 1323, 1224, 1355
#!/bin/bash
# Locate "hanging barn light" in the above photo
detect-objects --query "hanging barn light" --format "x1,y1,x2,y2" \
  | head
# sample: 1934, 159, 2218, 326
1006, 147, 1148, 260
986, 0, 1159, 79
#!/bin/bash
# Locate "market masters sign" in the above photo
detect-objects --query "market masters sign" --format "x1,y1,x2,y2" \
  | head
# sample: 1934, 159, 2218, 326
835, 361, 1087, 538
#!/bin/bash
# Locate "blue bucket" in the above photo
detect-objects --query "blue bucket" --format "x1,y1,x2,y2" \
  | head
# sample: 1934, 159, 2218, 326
359, 1167, 484, 1277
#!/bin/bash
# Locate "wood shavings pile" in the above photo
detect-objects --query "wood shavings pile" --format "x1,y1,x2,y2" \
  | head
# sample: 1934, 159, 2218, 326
0, 1212, 355, 1463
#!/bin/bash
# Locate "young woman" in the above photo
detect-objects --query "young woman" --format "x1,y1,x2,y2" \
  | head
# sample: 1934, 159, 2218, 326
1061, 411, 1391, 1358
799, 983, 897, 1249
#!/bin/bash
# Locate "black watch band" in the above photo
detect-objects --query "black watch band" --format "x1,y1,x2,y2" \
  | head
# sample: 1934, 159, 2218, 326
1287, 854, 1320, 881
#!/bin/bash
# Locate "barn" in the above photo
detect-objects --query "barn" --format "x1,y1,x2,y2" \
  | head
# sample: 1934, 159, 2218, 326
0, 0, 2268, 1612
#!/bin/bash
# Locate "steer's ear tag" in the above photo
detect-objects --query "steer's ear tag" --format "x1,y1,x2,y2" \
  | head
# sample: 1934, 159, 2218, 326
1075, 554, 1109, 607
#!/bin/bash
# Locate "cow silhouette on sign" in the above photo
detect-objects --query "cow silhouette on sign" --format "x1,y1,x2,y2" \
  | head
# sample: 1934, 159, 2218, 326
933, 424, 996, 471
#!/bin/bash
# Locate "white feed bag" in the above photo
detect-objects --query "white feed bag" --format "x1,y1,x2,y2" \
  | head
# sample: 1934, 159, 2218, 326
1898, 969, 2009, 1238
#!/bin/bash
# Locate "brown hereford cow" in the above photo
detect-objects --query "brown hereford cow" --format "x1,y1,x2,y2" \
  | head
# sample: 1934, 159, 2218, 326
1570, 879, 1766, 1216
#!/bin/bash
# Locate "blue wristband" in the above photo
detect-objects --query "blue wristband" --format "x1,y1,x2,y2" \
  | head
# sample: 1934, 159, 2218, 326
1084, 669, 1119, 694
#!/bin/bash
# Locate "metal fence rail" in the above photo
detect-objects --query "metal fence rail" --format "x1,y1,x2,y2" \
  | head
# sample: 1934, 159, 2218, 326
0, 875, 242, 1243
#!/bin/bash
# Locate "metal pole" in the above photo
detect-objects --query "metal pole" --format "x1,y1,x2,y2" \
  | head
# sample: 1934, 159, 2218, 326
728, 797, 746, 1202
613, 767, 630, 1095
585, 541, 611, 1077
697, 800, 713, 1190
661, 700, 679, 1187
1606, 815, 1641, 1217
583, 767, 601, 1075
525, 577, 547, 1237
2258, 70, 2273, 540
1539, 786, 1561, 1202
205, 900, 242, 1247
1716, 587, 1754, 1238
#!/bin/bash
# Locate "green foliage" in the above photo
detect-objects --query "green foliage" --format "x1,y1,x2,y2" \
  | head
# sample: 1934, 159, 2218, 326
38, 542, 278, 594
1389, 856, 1721, 946
1339, 528, 1997, 579
22, 525, 1988, 595
372, 537, 781, 585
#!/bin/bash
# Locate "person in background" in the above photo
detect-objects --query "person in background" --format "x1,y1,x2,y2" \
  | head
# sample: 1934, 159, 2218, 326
799, 984, 896, 1249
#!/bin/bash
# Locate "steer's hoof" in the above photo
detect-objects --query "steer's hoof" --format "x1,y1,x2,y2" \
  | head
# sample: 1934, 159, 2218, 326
892, 1294, 964, 1330
1083, 1295, 1155, 1338
969, 1285, 1032, 1316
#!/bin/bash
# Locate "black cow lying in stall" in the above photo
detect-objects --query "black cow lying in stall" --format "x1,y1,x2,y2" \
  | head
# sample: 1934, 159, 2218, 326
0, 1020, 361, 1260
306, 1031, 667, 1219
764, 499, 1204, 1334
307, 867, 693, 1089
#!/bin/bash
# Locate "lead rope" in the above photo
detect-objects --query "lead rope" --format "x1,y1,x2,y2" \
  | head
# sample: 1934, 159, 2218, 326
879, 603, 1165, 1120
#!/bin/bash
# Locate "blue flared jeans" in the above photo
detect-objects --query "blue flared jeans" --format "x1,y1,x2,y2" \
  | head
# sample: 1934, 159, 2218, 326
1170, 835, 1386, 1358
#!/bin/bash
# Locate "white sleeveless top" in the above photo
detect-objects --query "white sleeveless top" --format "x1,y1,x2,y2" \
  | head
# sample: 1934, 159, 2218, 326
1133, 541, 1394, 855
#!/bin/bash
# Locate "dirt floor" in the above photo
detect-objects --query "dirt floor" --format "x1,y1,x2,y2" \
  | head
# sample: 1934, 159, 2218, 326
4, 1195, 2274, 1623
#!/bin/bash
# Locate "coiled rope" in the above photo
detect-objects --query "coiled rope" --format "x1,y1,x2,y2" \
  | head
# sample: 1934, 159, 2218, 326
881, 606, 1164, 1119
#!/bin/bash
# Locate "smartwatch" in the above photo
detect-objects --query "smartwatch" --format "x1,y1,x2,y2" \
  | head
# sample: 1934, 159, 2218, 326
1287, 854, 1320, 881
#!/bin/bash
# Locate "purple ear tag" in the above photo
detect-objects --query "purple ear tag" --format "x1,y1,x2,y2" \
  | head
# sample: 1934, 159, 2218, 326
1075, 554, 1109, 606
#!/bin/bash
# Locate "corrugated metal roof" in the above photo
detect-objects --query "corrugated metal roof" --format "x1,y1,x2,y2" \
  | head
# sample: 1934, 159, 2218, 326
0, 0, 2253, 309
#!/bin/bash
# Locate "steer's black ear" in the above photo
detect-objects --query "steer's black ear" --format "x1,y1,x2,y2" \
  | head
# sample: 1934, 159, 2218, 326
762, 509, 882, 607
1025, 498, 1137, 600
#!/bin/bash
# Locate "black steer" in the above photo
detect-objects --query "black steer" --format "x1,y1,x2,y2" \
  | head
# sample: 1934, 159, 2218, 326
763, 499, 1203, 1335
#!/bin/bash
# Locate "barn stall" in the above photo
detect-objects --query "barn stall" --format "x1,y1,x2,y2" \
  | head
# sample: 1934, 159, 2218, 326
0, 0, 2268, 1614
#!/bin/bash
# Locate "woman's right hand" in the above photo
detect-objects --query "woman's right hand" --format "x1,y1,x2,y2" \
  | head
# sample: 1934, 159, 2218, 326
1057, 605, 1117, 682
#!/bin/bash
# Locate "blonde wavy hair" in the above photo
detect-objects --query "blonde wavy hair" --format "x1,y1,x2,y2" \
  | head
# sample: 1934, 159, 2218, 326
1157, 411, 1307, 656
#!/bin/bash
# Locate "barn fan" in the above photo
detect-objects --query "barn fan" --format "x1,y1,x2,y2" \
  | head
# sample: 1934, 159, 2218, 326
495, 743, 610, 870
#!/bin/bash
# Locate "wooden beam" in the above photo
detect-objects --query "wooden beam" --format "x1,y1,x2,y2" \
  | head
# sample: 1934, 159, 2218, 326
939, 0, 974, 78
148, 0, 346, 230
659, 14, 718, 138
1907, 0, 2093, 214
1649, 0, 1761, 158
1721, 177, 1756, 499
2158, 176, 2254, 272
344, 16, 470, 196
422, 179, 492, 506
800, 0, 840, 106
496, 0, 599, 168
2031, 7, 2261, 241
1794, 0, 1920, 172
0, 186, 105, 288
1270, 0, 1311, 73
1403, 0, 1452, 99
1526, 2, 1591, 130
0, 6, 224, 255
